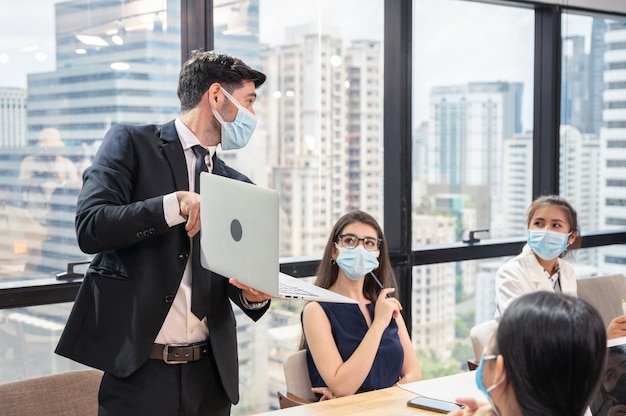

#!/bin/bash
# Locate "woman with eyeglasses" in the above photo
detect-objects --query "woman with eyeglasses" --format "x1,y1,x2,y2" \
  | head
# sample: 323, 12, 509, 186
300, 210, 422, 400
450, 291, 606, 416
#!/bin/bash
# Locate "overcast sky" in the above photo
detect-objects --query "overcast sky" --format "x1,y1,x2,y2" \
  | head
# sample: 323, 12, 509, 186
0, 0, 57, 88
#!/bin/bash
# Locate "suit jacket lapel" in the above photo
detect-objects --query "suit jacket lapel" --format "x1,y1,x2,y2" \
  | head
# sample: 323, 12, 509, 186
159, 121, 190, 191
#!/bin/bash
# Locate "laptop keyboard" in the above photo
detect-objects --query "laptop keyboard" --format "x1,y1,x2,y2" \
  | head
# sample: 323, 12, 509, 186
279, 282, 319, 297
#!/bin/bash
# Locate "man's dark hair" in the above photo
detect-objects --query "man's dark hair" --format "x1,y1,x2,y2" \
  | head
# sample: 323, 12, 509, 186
177, 50, 266, 112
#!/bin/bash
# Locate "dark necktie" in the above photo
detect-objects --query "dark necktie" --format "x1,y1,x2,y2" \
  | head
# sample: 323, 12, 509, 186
191, 145, 210, 319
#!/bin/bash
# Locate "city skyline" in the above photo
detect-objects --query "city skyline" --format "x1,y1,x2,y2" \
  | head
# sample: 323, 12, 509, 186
5, 0, 599, 134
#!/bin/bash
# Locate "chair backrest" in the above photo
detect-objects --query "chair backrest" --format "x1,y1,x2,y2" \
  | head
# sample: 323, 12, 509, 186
577, 274, 626, 327
0, 369, 102, 416
283, 349, 316, 403
469, 319, 499, 364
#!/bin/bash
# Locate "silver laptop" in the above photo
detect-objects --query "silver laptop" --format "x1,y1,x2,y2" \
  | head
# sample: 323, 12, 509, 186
199, 172, 357, 304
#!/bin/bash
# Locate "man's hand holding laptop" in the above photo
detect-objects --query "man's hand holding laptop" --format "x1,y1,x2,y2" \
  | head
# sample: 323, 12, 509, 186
230, 278, 273, 303
177, 190, 272, 302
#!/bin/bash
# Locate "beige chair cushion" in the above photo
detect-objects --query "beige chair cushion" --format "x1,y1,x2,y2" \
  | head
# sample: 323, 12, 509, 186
577, 274, 626, 328
0, 369, 102, 416
283, 349, 317, 403
469, 319, 498, 364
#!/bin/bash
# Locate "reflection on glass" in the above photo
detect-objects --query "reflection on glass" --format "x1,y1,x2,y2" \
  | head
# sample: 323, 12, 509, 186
1, 0, 181, 279
0, 303, 85, 383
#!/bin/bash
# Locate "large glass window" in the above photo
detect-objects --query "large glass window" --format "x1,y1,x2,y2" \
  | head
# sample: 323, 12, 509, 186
561, 12, 626, 276
214, 0, 385, 412
411, 0, 534, 375
3, 1, 626, 414
412, 0, 534, 245
215, 0, 384, 258
1, 0, 180, 280
0, 0, 182, 389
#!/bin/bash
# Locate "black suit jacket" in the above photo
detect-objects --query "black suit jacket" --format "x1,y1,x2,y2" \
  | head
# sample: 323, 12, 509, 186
55, 120, 269, 404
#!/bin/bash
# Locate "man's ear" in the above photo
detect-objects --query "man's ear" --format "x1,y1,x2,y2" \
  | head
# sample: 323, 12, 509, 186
207, 83, 222, 105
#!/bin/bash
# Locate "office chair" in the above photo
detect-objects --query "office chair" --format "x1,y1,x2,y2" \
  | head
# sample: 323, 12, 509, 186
468, 319, 498, 370
277, 349, 317, 408
0, 369, 102, 416
577, 273, 626, 328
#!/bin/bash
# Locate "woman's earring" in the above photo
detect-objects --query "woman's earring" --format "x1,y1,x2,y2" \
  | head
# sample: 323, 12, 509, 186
331, 258, 336, 265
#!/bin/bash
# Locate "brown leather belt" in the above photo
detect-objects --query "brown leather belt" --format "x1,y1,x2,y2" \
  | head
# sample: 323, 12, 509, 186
150, 341, 209, 364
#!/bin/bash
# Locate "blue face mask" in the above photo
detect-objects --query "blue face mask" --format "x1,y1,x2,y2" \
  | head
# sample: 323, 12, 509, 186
527, 229, 571, 261
475, 353, 504, 415
475, 353, 498, 397
211, 87, 257, 151
334, 244, 380, 280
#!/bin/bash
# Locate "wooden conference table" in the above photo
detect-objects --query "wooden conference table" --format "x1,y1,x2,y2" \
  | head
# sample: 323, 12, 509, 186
258, 371, 482, 416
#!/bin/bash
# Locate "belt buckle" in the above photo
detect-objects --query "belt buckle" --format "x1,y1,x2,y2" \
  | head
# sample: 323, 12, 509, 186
162, 343, 188, 364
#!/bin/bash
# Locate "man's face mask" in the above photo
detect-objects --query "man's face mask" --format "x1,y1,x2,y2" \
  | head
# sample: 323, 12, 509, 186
210, 86, 257, 150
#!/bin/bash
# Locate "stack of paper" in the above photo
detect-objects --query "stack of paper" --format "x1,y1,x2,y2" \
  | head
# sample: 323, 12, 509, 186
397, 371, 485, 403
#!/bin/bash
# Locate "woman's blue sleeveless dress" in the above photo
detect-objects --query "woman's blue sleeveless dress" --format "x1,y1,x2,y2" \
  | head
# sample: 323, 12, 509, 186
305, 302, 404, 393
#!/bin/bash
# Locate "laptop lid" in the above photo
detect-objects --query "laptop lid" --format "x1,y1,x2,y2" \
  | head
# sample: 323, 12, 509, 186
199, 173, 357, 304
199, 172, 280, 296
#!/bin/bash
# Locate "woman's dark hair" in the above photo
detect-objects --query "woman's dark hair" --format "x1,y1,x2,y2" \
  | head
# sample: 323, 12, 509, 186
495, 291, 606, 416
313, 210, 398, 304
177, 50, 266, 112
526, 194, 581, 254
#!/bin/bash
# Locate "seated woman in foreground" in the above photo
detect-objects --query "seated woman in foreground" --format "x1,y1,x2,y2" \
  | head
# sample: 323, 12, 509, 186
451, 291, 606, 416
301, 210, 422, 399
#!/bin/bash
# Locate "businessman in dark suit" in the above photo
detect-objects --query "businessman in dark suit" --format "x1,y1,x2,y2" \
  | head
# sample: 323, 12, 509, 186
55, 51, 272, 416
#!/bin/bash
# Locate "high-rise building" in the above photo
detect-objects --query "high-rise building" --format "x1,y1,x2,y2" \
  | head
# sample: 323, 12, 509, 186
562, 35, 591, 133
500, 126, 600, 239
0, 88, 27, 148
597, 21, 626, 273
261, 25, 383, 257
428, 82, 523, 235
411, 214, 456, 356
474, 260, 500, 324
501, 133, 533, 238
589, 18, 608, 134
26, 0, 181, 147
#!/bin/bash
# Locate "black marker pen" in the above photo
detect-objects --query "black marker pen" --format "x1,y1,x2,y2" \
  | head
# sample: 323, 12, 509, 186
370, 272, 391, 297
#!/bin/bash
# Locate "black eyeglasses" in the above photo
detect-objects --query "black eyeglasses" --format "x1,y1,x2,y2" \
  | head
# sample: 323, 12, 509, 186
337, 234, 381, 251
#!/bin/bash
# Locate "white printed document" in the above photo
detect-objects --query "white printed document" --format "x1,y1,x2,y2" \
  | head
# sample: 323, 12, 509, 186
397, 371, 484, 403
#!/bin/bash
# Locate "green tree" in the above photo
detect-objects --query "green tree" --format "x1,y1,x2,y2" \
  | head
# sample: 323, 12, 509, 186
455, 310, 474, 339
417, 350, 462, 379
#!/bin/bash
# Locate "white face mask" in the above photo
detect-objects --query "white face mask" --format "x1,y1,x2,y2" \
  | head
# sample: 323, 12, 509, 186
334, 244, 380, 280
527, 229, 571, 260
210, 87, 257, 150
